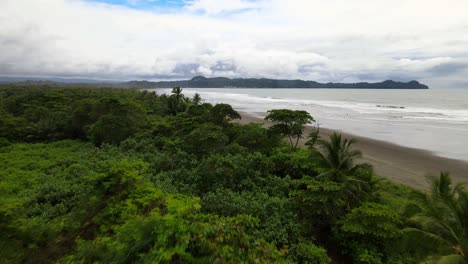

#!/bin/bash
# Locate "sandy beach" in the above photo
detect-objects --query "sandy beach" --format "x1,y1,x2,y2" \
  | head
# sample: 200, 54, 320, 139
238, 112, 468, 190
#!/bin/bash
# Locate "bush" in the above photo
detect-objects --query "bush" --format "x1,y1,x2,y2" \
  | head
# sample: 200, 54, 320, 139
335, 202, 403, 263
0, 137, 11, 147
288, 242, 331, 264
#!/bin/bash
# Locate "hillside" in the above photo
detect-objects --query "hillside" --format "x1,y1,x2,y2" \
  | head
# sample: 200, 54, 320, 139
126, 76, 429, 89
1, 76, 429, 89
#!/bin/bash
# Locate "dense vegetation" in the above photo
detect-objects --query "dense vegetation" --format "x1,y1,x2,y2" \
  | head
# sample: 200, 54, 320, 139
0, 85, 464, 263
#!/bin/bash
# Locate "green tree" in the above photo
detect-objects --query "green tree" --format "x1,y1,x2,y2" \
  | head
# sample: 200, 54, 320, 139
265, 109, 315, 150
232, 123, 282, 153
67, 159, 284, 263
288, 242, 331, 264
89, 112, 145, 146
291, 177, 351, 233
167, 87, 188, 115
405, 172, 468, 263
201, 188, 301, 247
269, 147, 319, 179
193, 152, 273, 194
192, 93, 202, 105
317, 133, 362, 181
183, 123, 228, 156
70, 99, 98, 139
316, 133, 374, 205
336, 202, 403, 263
89, 99, 147, 146
210, 103, 241, 126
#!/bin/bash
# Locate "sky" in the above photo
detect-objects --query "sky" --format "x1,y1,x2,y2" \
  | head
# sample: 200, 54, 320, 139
1, 0, 468, 87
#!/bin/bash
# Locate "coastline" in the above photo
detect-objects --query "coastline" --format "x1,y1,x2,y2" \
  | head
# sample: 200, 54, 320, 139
238, 111, 468, 190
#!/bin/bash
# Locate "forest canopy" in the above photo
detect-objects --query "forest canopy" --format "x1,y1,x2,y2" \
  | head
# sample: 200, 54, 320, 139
0, 84, 465, 263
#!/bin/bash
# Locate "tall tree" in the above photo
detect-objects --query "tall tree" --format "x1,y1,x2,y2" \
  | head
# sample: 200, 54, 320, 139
167, 87, 188, 115
210, 103, 241, 126
265, 109, 314, 150
192, 93, 202, 105
317, 133, 362, 181
316, 133, 375, 205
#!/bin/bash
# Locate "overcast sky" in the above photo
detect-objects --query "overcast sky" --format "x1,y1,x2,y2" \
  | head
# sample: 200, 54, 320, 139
1, 0, 468, 87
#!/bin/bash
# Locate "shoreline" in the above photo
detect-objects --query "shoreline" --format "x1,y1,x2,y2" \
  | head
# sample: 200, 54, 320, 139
238, 111, 468, 190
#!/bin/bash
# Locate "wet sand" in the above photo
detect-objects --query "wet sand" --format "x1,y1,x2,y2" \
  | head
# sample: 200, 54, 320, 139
238, 112, 468, 190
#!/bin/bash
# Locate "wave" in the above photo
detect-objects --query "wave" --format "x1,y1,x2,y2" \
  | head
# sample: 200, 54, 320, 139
162, 88, 468, 123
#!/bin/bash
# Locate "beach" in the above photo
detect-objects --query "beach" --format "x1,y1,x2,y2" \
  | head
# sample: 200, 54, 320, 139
238, 112, 468, 190
168, 88, 468, 161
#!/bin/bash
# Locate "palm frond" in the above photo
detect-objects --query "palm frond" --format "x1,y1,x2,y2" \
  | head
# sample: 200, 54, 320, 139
406, 173, 468, 261
429, 254, 467, 264
403, 227, 452, 250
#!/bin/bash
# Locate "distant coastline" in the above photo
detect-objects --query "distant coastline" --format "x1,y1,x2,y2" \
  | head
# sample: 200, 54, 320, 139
127, 76, 429, 89
0, 75, 429, 89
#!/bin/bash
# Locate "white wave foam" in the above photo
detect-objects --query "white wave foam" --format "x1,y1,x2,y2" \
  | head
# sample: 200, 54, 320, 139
178, 89, 468, 123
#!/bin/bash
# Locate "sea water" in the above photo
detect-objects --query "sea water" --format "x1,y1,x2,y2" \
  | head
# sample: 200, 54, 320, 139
153, 88, 468, 161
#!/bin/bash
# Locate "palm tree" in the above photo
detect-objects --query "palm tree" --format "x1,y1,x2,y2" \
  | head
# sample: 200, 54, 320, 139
192, 93, 202, 105
167, 87, 187, 115
405, 172, 468, 263
317, 133, 362, 182
316, 133, 374, 205
172, 86, 183, 98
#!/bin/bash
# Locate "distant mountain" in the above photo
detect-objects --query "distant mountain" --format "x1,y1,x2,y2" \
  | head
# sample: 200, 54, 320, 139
125, 76, 429, 89
0, 76, 429, 89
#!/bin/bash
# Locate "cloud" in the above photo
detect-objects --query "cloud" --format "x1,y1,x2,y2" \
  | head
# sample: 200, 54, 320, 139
1, 0, 468, 87
184, 0, 266, 15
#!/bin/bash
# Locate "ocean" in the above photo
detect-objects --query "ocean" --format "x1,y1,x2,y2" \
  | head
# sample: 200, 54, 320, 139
153, 88, 468, 161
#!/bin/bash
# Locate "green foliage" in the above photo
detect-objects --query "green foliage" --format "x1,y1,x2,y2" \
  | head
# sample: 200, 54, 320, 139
201, 189, 301, 247
405, 173, 468, 263
336, 202, 402, 263
339, 202, 402, 240
66, 191, 283, 263
291, 177, 350, 232
183, 123, 229, 156
192, 92, 202, 105
265, 109, 315, 150
88, 98, 147, 146
0, 137, 11, 147
315, 133, 374, 206
192, 152, 273, 194
232, 123, 283, 153
0, 85, 456, 263
288, 242, 331, 264
0, 86, 151, 143
167, 86, 190, 115
0, 140, 283, 263
210, 103, 241, 126
269, 147, 319, 179
90, 114, 140, 146
317, 132, 362, 181
0, 140, 124, 262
